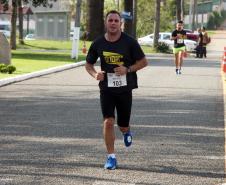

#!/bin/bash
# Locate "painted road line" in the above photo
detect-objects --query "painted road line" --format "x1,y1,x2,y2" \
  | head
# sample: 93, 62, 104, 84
93, 181, 135, 185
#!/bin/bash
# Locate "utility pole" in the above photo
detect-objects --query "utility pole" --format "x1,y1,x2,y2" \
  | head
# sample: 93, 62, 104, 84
71, 0, 82, 59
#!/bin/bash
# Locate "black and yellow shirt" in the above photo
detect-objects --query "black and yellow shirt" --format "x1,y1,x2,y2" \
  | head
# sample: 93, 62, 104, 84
172, 29, 186, 48
86, 32, 145, 93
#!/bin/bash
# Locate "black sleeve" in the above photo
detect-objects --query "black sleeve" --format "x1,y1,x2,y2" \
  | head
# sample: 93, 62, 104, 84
86, 42, 99, 64
131, 39, 145, 61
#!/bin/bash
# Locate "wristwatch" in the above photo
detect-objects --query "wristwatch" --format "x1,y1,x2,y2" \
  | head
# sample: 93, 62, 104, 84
127, 66, 131, 73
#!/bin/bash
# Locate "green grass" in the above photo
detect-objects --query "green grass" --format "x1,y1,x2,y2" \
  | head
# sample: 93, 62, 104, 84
0, 50, 86, 79
17, 40, 92, 50
0, 39, 156, 80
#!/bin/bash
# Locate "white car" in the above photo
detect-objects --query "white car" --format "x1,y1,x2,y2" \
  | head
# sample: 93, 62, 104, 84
25, 34, 35, 40
138, 32, 197, 52
0, 21, 10, 37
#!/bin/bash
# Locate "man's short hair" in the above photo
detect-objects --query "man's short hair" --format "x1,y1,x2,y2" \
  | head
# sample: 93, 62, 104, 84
178, 20, 183, 24
105, 10, 121, 19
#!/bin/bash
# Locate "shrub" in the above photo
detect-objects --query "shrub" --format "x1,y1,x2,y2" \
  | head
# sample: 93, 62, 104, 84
0, 66, 8, 73
0, 63, 16, 74
7, 65, 16, 74
154, 42, 170, 53
0, 63, 6, 71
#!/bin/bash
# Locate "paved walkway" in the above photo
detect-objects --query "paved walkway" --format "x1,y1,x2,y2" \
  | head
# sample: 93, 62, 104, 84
207, 30, 226, 59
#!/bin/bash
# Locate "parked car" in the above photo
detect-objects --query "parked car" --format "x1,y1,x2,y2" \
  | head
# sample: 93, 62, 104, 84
138, 32, 197, 52
0, 21, 10, 37
184, 29, 199, 42
25, 34, 35, 40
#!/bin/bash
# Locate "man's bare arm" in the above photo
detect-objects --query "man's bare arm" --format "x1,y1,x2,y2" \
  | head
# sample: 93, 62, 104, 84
85, 62, 105, 81
128, 57, 148, 73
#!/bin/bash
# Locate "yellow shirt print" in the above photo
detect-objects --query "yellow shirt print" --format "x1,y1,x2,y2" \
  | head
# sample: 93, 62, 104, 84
103, 51, 124, 65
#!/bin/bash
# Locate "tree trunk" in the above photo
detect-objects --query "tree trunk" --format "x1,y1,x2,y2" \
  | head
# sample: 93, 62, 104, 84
176, 0, 181, 22
18, 0, 24, 45
189, 0, 193, 30
132, 0, 137, 38
153, 0, 160, 48
181, 0, 184, 21
86, 0, 104, 40
123, 0, 133, 36
192, 0, 197, 31
10, 0, 17, 50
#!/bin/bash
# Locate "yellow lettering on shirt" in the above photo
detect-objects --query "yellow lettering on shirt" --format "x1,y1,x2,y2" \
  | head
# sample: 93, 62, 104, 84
103, 51, 124, 65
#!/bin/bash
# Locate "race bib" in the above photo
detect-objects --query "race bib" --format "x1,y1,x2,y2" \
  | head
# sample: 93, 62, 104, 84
177, 39, 184, 44
107, 73, 127, 87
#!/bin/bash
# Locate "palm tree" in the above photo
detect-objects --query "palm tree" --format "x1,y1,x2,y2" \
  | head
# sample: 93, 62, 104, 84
132, 0, 137, 38
10, 0, 17, 50
86, 0, 104, 40
18, 0, 24, 45
176, 0, 182, 21
123, 0, 133, 36
153, 0, 160, 48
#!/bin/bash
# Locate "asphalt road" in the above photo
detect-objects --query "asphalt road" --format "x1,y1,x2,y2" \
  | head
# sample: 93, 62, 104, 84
0, 56, 225, 185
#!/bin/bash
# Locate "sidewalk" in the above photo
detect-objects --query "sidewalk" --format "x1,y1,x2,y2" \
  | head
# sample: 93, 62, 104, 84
207, 30, 226, 59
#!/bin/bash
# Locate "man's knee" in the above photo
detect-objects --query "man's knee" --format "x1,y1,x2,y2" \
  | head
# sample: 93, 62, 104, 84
104, 118, 115, 129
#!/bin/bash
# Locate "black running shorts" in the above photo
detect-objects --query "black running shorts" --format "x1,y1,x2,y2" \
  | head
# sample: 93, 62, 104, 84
100, 90, 132, 127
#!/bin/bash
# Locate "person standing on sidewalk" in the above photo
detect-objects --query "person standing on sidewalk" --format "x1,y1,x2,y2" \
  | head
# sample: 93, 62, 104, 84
196, 28, 204, 58
202, 26, 209, 58
171, 20, 187, 74
85, 10, 147, 170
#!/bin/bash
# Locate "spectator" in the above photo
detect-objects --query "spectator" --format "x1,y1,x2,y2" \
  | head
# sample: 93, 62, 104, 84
196, 28, 203, 58
201, 26, 209, 58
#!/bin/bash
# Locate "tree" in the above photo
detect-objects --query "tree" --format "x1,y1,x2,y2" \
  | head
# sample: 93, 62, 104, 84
181, 0, 184, 20
153, 0, 160, 48
191, 0, 197, 31
176, 0, 182, 21
0, 0, 57, 49
86, 0, 104, 40
10, 0, 17, 49
132, 0, 137, 38
18, 0, 24, 45
123, 0, 133, 36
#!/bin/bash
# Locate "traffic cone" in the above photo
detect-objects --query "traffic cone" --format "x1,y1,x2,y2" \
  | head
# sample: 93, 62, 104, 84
222, 47, 226, 73
82, 41, 87, 54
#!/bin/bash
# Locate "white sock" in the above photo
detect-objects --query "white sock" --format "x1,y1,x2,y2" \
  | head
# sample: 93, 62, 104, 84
108, 154, 116, 158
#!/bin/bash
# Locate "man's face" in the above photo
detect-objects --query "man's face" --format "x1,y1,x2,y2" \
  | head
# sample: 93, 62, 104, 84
176, 23, 183, 31
105, 13, 121, 34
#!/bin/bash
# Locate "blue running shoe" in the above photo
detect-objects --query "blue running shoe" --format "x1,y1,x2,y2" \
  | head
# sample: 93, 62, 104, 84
176, 69, 181, 75
104, 157, 117, 170
123, 131, 132, 147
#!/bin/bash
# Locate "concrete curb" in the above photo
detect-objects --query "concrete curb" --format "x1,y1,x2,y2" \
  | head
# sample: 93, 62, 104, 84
0, 60, 86, 87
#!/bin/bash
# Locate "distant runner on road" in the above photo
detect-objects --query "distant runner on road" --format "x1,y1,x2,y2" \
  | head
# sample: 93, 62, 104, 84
171, 20, 187, 75
85, 10, 147, 170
